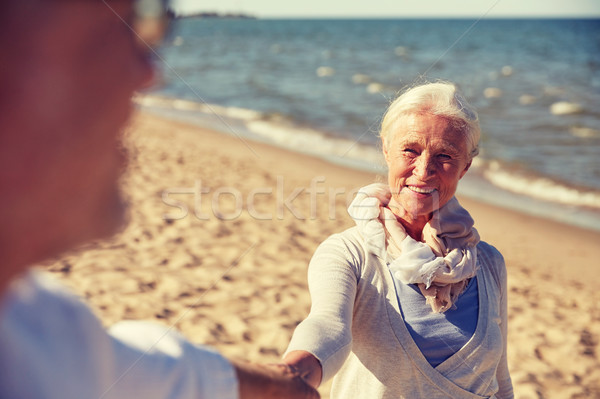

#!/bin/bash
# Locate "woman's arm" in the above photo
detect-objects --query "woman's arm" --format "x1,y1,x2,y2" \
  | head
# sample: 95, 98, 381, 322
495, 254, 514, 399
283, 232, 362, 386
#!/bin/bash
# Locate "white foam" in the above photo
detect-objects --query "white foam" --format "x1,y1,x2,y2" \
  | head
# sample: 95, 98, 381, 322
245, 119, 384, 171
352, 74, 371, 84
172, 99, 207, 111
519, 94, 537, 105
367, 83, 385, 94
135, 94, 175, 108
135, 95, 263, 122
570, 126, 600, 138
550, 101, 583, 115
172, 36, 184, 46
501, 65, 513, 77
543, 86, 564, 96
316, 66, 335, 77
483, 161, 600, 209
483, 87, 503, 99
136, 95, 371, 171
136, 93, 600, 216
136, 95, 208, 113
222, 106, 263, 121
394, 46, 408, 56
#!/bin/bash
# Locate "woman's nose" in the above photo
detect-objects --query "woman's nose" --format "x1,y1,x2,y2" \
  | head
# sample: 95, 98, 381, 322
413, 155, 434, 179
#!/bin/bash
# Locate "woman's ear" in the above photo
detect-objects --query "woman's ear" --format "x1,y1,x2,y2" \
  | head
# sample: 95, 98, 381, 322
382, 137, 390, 164
459, 160, 472, 179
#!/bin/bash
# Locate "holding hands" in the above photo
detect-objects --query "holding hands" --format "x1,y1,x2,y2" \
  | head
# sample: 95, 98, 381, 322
233, 359, 320, 399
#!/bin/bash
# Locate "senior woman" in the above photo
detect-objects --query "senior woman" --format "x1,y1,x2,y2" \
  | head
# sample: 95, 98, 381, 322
282, 82, 513, 398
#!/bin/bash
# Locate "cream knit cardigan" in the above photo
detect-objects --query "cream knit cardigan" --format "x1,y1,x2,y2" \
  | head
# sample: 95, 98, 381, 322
286, 227, 513, 399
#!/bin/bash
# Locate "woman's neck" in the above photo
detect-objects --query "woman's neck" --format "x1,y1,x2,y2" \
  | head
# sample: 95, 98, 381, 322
387, 201, 431, 241
398, 217, 428, 241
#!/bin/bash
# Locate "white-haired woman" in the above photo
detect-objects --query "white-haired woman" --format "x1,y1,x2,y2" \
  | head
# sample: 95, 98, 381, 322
282, 82, 513, 398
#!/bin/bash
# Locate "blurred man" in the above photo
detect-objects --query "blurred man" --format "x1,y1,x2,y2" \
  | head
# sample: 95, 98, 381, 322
0, 1, 319, 398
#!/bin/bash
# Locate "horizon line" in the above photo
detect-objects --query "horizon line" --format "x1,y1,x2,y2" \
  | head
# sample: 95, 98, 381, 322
177, 12, 600, 20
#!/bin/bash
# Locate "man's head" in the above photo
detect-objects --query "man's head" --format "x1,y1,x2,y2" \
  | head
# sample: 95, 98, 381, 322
0, 0, 168, 290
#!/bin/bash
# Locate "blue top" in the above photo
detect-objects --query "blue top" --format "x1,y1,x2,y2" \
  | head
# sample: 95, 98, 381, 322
391, 274, 479, 367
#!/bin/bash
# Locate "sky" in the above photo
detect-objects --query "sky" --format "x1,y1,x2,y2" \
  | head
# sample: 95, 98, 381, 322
171, 0, 600, 18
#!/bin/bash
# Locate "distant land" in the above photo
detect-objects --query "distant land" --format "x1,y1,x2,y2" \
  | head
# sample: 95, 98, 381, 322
175, 12, 257, 19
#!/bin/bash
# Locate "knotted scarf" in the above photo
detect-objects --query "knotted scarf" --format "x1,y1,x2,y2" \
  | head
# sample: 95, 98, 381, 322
348, 183, 480, 313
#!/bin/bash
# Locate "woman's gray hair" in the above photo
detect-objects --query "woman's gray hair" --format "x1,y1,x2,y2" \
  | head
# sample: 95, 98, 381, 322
380, 82, 481, 159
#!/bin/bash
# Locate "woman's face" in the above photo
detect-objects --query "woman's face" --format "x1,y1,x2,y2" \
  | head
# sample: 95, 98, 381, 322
383, 113, 472, 225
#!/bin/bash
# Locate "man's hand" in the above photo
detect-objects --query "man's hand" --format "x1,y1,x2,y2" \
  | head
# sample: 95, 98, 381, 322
282, 350, 322, 389
233, 360, 320, 399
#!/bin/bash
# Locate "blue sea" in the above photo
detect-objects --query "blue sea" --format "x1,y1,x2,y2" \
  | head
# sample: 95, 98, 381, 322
140, 18, 600, 230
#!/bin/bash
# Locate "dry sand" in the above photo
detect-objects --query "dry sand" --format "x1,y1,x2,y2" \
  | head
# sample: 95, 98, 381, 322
45, 112, 600, 398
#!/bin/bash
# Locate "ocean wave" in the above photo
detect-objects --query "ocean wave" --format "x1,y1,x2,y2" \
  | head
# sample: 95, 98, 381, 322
136, 93, 386, 172
135, 95, 264, 121
482, 161, 600, 209
570, 126, 600, 138
136, 93, 600, 214
245, 119, 385, 172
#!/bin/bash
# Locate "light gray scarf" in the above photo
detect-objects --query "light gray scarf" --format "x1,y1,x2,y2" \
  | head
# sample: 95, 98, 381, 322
348, 183, 480, 313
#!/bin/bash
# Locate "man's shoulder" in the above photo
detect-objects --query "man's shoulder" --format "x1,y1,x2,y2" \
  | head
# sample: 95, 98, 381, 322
2, 270, 84, 311
0, 270, 114, 397
1, 269, 102, 342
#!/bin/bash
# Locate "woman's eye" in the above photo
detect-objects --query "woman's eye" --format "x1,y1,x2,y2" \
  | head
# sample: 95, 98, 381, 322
437, 153, 452, 160
403, 148, 418, 154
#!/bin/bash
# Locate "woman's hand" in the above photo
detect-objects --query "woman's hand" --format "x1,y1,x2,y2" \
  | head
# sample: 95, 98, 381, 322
282, 350, 323, 389
233, 359, 320, 399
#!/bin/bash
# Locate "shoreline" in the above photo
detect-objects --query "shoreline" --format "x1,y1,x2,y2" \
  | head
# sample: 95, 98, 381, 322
47, 112, 600, 398
138, 99, 600, 232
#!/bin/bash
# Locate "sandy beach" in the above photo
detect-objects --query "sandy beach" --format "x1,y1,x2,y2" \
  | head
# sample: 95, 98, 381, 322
44, 112, 600, 398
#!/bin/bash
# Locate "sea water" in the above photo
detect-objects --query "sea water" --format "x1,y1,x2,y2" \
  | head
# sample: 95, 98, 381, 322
141, 18, 600, 230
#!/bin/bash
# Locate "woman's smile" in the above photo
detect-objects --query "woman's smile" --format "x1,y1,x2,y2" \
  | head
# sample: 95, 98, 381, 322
406, 185, 436, 195
384, 112, 471, 227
